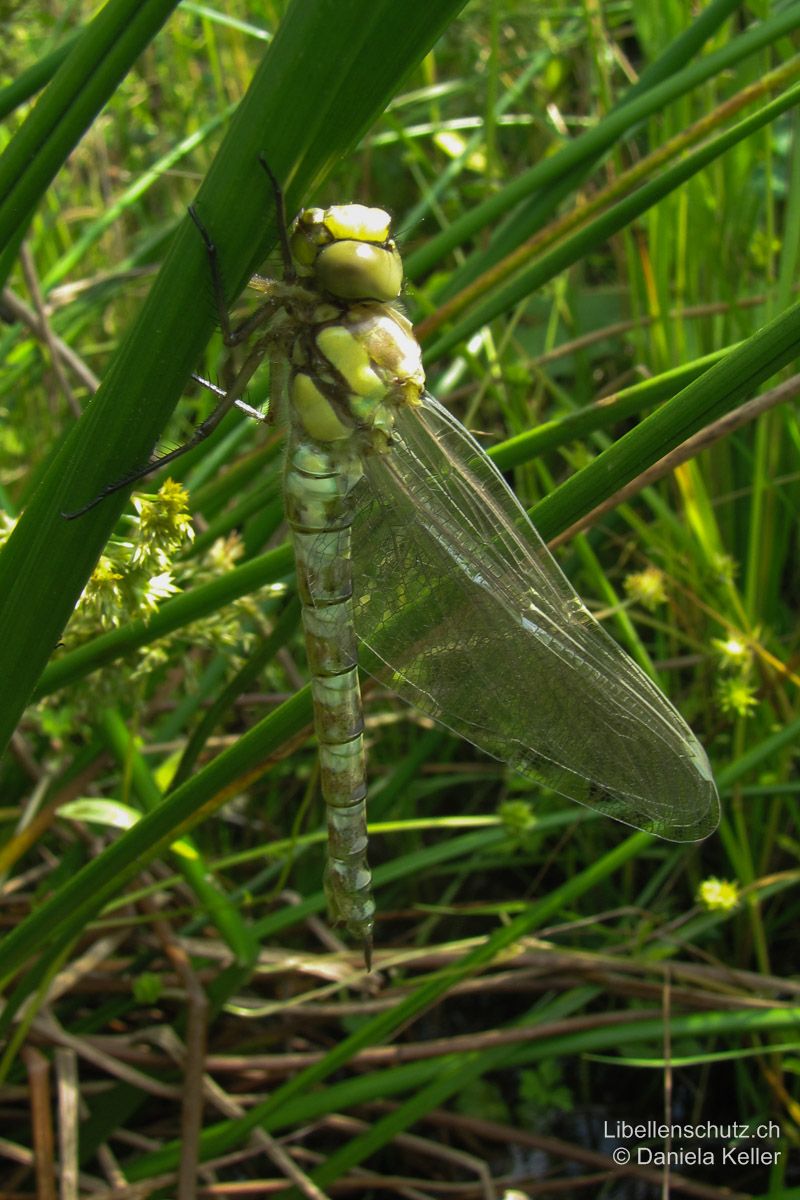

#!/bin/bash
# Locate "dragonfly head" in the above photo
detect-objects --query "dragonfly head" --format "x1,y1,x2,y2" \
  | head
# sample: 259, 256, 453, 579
290, 204, 403, 303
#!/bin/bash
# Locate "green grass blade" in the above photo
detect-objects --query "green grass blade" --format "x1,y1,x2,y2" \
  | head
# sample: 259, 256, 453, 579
0, 0, 469, 755
532, 297, 800, 541
406, 3, 800, 280
0, 687, 311, 999
426, 78, 800, 361
124, 832, 653, 1178
0, 0, 182, 280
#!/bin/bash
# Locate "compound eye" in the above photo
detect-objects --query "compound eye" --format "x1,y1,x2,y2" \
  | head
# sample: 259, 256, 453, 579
314, 240, 403, 302
289, 208, 327, 267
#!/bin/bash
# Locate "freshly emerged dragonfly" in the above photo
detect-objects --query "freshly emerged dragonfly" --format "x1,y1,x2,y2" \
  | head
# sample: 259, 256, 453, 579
69, 173, 719, 963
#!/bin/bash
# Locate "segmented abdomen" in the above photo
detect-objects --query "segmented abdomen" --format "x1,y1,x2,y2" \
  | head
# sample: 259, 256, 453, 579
283, 436, 375, 949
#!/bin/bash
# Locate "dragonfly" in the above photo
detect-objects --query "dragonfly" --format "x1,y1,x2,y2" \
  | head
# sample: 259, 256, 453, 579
68, 169, 720, 964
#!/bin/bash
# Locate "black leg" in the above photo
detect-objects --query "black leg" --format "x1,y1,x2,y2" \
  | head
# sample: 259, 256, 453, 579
258, 155, 295, 282
63, 329, 278, 519
189, 201, 288, 347
64, 165, 293, 519
192, 372, 269, 422
188, 204, 236, 344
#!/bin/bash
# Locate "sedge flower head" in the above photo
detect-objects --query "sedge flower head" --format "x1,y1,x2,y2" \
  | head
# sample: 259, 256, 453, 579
131, 479, 194, 568
717, 676, 759, 718
712, 635, 752, 673
499, 799, 537, 835
77, 556, 125, 629
624, 567, 667, 612
697, 877, 740, 912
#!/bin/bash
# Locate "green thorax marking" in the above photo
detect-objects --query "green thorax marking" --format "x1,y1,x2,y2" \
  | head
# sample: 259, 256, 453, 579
282, 205, 425, 446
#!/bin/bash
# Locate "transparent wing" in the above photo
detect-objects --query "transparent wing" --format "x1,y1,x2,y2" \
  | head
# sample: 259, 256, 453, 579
346, 393, 719, 841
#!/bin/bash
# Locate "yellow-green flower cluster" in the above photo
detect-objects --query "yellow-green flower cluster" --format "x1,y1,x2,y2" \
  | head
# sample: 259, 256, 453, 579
69, 480, 193, 640
624, 566, 668, 612
499, 799, 537, 835
43, 481, 268, 728
697, 876, 740, 912
712, 634, 758, 719
130, 477, 195, 569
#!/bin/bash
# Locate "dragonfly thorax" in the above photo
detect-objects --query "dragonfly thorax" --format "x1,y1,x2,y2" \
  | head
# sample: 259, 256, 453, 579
290, 204, 403, 303
289, 302, 425, 446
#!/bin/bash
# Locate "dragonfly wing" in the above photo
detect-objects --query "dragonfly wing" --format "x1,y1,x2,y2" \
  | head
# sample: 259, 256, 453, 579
347, 392, 719, 841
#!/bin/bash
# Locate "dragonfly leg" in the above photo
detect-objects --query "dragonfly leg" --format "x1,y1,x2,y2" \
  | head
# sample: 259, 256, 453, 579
191, 373, 270, 424
188, 204, 237, 344
256, 156, 295, 282
188, 205, 283, 347
65, 198, 290, 518
64, 330, 278, 518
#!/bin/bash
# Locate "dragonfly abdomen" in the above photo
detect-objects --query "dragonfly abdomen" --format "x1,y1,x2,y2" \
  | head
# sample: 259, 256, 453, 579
284, 437, 375, 954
